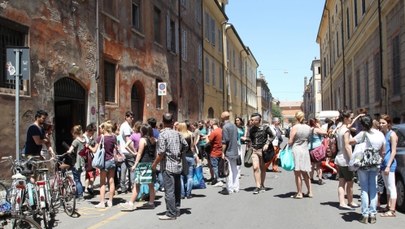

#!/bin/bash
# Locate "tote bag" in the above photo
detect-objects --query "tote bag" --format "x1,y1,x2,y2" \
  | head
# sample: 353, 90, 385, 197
280, 145, 295, 171
92, 135, 105, 169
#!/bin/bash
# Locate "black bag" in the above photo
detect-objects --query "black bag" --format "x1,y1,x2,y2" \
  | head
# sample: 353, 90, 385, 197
181, 153, 189, 176
218, 158, 229, 178
236, 156, 242, 166
244, 148, 253, 167
263, 143, 275, 163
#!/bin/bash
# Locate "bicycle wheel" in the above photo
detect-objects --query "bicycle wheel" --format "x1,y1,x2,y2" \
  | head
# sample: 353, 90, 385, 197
61, 177, 76, 216
0, 214, 41, 229
0, 182, 8, 202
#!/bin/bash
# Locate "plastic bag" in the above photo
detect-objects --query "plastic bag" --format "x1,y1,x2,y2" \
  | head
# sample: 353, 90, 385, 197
280, 145, 294, 171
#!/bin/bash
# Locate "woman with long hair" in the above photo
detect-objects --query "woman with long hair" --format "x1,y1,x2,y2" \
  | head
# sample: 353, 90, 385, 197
177, 122, 196, 199
351, 115, 385, 224
379, 114, 397, 217
66, 125, 86, 199
288, 111, 312, 199
121, 123, 157, 210
308, 118, 328, 185
91, 121, 117, 208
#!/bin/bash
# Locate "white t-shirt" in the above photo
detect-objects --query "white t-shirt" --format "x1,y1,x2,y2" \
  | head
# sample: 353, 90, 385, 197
119, 121, 133, 154
335, 126, 351, 166
353, 129, 385, 151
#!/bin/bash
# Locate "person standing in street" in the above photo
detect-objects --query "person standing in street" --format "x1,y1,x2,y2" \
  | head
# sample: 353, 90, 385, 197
220, 111, 239, 195
266, 117, 283, 172
119, 111, 134, 193
248, 113, 275, 194
206, 119, 223, 186
24, 110, 49, 157
152, 113, 188, 220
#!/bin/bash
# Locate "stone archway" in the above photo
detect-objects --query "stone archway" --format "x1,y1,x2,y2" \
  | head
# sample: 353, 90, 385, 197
54, 77, 86, 153
168, 101, 177, 121
131, 81, 145, 122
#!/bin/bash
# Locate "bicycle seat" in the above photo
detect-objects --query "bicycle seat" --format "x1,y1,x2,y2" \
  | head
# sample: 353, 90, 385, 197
59, 163, 70, 170
11, 173, 26, 180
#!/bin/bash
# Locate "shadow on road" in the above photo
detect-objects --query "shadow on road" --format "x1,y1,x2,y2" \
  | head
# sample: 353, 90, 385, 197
340, 211, 362, 222
320, 201, 340, 208
273, 192, 296, 199
156, 207, 192, 216
243, 186, 274, 193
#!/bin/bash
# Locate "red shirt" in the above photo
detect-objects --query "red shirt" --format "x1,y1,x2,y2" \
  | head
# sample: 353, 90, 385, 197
208, 127, 222, 158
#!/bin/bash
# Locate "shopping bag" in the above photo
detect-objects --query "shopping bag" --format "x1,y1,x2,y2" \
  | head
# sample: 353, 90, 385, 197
192, 165, 206, 189
280, 145, 294, 171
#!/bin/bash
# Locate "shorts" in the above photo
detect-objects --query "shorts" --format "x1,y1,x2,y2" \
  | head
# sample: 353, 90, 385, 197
133, 162, 154, 184
100, 159, 116, 172
337, 165, 354, 181
85, 170, 99, 179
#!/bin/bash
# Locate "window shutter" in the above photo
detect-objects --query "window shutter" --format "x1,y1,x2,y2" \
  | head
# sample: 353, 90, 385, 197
166, 12, 171, 50
175, 21, 179, 53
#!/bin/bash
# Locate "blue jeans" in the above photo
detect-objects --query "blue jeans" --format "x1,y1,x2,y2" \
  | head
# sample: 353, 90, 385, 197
181, 156, 195, 198
357, 168, 378, 217
162, 170, 181, 217
210, 156, 220, 181
71, 167, 83, 197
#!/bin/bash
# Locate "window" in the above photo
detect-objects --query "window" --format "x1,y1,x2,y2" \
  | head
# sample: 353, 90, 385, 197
346, 8, 351, 39
103, 0, 117, 17
210, 17, 216, 46
156, 79, 162, 109
211, 61, 215, 87
361, 0, 366, 15
392, 35, 401, 96
198, 45, 202, 71
374, 53, 381, 101
205, 57, 209, 83
104, 61, 116, 103
169, 19, 176, 51
181, 29, 187, 61
219, 66, 223, 90
132, 1, 141, 30
364, 62, 369, 104
153, 7, 161, 43
356, 69, 361, 107
354, 0, 358, 27
204, 12, 209, 40
0, 17, 28, 91
218, 29, 222, 52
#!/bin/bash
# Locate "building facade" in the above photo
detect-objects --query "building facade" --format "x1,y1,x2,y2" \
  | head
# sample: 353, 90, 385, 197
303, 59, 322, 119
256, 73, 272, 123
317, 0, 405, 117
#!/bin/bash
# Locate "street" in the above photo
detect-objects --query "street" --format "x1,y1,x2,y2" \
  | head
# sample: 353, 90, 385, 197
53, 164, 405, 229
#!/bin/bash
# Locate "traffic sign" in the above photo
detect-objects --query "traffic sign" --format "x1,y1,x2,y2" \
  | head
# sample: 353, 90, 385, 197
6, 47, 30, 80
158, 82, 167, 96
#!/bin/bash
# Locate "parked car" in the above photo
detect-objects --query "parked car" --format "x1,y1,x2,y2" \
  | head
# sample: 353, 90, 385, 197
390, 124, 405, 212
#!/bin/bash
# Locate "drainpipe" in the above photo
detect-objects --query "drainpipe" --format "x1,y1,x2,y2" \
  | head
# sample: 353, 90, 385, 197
95, 0, 100, 133
325, 8, 333, 109
378, 0, 387, 113
225, 23, 233, 112
221, 21, 228, 111
240, 49, 247, 116
340, 0, 346, 109
178, 0, 183, 119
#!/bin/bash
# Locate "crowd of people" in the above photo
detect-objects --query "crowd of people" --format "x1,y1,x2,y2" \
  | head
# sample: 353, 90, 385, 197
22, 108, 401, 223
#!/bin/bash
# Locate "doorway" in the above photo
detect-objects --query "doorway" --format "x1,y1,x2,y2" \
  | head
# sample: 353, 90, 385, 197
54, 77, 86, 154
131, 81, 145, 122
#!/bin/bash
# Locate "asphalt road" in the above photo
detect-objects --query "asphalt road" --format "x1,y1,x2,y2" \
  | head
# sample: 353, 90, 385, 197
52, 162, 405, 229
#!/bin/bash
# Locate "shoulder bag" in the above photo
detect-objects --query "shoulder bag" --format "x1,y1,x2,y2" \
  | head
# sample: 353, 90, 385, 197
92, 135, 105, 169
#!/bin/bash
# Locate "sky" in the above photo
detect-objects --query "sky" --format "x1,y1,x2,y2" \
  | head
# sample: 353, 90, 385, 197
226, 0, 325, 102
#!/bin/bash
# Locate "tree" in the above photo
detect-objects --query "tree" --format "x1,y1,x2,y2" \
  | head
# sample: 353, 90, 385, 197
272, 103, 283, 119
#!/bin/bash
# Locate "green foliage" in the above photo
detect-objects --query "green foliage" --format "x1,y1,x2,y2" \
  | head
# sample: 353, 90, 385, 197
272, 103, 283, 119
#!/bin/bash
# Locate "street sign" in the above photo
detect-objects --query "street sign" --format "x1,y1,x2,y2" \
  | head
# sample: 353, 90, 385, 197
158, 82, 167, 96
6, 47, 30, 80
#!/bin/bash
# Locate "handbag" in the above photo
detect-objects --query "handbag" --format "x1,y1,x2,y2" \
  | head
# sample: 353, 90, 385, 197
280, 145, 295, 171
192, 165, 206, 189
309, 129, 326, 162
92, 135, 105, 169
218, 158, 229, 178
263, 143, 275, 163
236, 156, 242, 166
244, 148, 253, 167
359, 134, 382, 169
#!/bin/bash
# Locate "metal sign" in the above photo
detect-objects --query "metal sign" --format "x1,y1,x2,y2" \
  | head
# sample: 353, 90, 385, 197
6, 47, 30, 80
158, 82, 167, 96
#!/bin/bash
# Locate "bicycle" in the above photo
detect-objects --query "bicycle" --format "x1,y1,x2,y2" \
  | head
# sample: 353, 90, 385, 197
49, 153, 77, 217
0, 179, 41, 229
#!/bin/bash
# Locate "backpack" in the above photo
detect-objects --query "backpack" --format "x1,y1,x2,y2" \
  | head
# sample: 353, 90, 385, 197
327, 134, 338, 158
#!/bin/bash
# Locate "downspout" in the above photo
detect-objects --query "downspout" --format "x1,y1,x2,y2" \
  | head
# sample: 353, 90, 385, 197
225, 24, 233, 112
340, 0, 346, 109
95, 0, 100, 133
240, 49, 247, 116
326, 8, 333, 109
221, 21, 228, 111
378, 0, 387, 113
178, 0, 183, 117
200, 0, 204, 120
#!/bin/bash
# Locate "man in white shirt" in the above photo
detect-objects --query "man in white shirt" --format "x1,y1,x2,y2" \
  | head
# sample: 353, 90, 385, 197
119, 111, 134, 193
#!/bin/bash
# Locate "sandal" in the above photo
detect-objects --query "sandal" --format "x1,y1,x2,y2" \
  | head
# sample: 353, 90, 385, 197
304, 193, 313, 198
290, 193, 303, 199
378, 206, 390, 213
380, 210, 396, 217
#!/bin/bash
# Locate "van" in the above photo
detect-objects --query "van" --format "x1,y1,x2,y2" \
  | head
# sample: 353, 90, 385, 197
316, 110, 340, 123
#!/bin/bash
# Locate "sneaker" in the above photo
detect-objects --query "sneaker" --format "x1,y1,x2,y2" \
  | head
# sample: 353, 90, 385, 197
218, 188, 230, 195
213, 181, 224, 187
120, 202, 136, 211
339, 205, 354, 210
107, 200, 113, 208
359, 216, 368, 224
158, 215, 176, 220
87, 188, 94, 196
95, 202, 106, 209
253, 187, 260, 195
260, 186, 266, 192
141, 202, 155, 209
369, 216, 376, 224
348, 202, 359, 208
